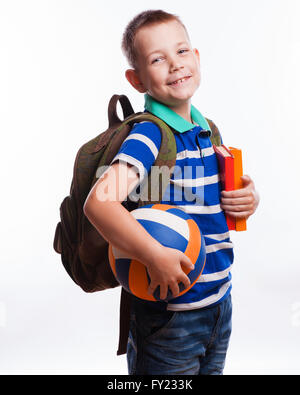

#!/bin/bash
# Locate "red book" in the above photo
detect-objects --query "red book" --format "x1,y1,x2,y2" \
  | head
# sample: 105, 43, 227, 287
213, 145, 235, 230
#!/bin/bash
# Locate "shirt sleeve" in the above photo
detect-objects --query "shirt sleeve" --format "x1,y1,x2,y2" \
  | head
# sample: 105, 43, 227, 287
110, 121, 162, 184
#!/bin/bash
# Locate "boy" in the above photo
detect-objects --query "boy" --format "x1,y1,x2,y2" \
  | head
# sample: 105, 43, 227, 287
84, 10, 259, 375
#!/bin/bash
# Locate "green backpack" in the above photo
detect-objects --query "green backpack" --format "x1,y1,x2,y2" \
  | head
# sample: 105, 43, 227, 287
53, 94, 222, 354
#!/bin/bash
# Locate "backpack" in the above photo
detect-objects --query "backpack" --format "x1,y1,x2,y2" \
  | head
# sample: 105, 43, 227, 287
53, 94, 222, 354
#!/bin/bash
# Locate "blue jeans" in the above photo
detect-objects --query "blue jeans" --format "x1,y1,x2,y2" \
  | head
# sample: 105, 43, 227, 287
127, 295, 232, 375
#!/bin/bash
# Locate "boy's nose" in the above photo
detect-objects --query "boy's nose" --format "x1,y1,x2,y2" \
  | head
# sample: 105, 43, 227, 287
169, 61, 184, 73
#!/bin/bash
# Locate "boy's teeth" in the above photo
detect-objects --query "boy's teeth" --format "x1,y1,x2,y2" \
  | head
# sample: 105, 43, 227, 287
172, 77, 187, 85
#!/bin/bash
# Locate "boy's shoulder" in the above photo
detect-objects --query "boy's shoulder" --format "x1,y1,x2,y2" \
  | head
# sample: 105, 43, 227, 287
128, 114, 222, 146
129, 119, 162, 145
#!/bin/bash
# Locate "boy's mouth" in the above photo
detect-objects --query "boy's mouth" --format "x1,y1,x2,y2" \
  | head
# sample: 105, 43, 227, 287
167, 75, 192, 86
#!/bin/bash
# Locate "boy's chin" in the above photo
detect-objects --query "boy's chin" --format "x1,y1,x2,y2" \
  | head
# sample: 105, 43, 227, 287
169, 88, 198, 103
167, 94, 195, 106
151, 90, 196, 107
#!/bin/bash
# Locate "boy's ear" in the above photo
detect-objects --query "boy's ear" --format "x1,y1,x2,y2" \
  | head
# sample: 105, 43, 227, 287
125, 69, 147, 93
193, 48, 200, 63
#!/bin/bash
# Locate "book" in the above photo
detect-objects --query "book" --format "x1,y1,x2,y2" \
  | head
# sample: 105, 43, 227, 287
229, 147, 247, 231
213, 145, 235, 230
213, 145, 247, 232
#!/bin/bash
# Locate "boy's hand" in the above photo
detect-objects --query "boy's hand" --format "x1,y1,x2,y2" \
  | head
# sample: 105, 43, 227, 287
220, 175, 260, 220
145, 246, 194, 301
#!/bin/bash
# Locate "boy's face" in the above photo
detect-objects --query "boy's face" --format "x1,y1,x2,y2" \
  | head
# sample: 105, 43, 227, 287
127, 20, 201, 109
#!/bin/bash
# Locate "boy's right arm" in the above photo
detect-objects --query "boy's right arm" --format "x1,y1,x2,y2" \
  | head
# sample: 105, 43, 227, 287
83, 161, 194, 300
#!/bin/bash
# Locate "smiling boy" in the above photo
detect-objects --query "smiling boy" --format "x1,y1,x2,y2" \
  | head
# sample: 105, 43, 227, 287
125, 17, 201, 120
84, 10, 259, 375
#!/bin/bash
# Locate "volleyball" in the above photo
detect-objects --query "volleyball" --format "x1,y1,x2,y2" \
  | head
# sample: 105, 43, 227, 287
108, 204, 206, 301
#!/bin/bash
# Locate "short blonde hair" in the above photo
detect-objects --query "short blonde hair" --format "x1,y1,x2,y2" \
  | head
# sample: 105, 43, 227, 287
121, 9, 189, 70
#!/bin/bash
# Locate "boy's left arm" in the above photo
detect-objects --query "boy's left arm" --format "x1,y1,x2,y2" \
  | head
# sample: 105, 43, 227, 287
220, 175, 260, 220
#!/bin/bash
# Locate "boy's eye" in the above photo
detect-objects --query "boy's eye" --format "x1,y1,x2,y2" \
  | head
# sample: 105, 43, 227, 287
150, 49, 189, 64
151, 57, 163, 64
178, 49, 189, 54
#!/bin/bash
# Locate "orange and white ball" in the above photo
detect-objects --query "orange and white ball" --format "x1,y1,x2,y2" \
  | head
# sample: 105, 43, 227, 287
108, 204, 206, 301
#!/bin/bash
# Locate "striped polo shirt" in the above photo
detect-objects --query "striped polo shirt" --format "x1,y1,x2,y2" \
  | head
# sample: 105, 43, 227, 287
111, 94, 234, 311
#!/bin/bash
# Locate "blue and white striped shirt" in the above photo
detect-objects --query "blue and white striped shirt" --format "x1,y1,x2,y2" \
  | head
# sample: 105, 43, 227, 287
111, 94, 233, 311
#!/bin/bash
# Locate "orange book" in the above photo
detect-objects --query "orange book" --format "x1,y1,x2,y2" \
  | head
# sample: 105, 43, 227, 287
213, 145, 235, 230
229, 147, 247, 231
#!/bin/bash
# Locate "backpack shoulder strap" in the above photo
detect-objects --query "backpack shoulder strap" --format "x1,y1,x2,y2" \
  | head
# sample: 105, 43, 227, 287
206, 117, 222, 147
124, 112, 177, 168
123, 112, 177, 206
94, 110, 177, 206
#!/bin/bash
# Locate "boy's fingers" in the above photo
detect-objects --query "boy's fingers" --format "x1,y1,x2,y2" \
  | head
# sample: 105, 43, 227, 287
225, 210, 250, 219
180, 273, 191, 289
241, 174, 252, 186
170, 282, 180, 298
148, 282, 168, 300
221, 188, 248, 198
147, 281, 158, 296
221, 203, 253, 212
159, 284, 168, 300
221, 175, 254, 199
181, 254, 194, 270
221, 196, 253, 205
148, 283, 168, 300
170, 275, 191, 299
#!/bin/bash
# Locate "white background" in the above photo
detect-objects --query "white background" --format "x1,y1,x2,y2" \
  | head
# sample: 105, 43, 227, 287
0, 0, 299, 375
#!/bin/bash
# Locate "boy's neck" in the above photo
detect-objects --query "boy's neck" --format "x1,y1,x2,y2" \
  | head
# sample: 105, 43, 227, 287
168, 100, 192, 124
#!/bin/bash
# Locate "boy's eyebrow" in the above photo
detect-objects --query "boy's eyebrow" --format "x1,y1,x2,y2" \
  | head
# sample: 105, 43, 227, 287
146, 41, 190, 59
176, 41, 190, 47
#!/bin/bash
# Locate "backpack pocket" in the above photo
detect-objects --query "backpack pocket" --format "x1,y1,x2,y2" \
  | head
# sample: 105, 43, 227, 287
59, 195, 78, 248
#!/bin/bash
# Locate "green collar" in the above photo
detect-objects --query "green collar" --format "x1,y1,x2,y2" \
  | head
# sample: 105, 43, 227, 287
144, 94, 211, 134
